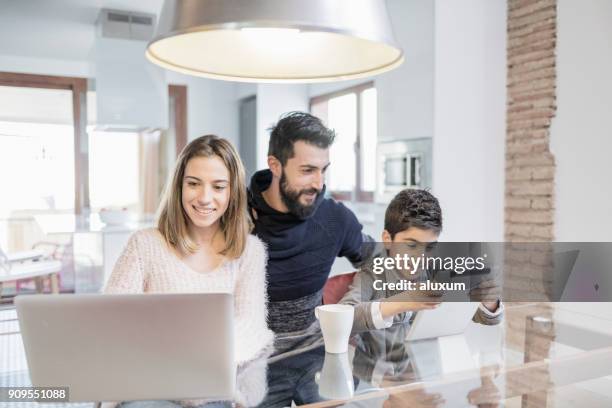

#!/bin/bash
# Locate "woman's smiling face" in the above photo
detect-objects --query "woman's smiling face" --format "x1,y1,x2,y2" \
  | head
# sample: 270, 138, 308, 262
181, 155, 230, 232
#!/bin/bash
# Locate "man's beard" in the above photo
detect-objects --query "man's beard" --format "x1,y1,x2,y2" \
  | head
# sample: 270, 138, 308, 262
279, 171, 322, 219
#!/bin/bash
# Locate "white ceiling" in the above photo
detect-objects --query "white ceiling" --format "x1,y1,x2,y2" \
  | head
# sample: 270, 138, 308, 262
0, 0, 164, 60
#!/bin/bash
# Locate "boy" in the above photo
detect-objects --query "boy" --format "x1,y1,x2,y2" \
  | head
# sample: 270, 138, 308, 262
340, 188, 503, 333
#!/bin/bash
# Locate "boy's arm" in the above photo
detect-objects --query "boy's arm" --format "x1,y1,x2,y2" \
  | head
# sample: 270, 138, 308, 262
470, 279, 504, 325
338, 244, 442, 333
473, 301, 505, 325
338, 268, 395, 334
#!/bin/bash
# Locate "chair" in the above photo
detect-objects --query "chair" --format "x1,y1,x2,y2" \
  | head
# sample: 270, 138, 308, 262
0, 246, 61, 299
323, 272, 357, 304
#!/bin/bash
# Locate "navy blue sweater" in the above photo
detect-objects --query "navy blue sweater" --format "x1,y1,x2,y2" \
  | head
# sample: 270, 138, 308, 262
248, 170, 367, 302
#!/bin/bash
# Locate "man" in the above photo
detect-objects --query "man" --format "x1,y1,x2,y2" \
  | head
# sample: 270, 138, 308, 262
248, 111, 371, 350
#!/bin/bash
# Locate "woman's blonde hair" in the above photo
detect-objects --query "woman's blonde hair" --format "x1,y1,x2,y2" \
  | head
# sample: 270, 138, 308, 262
157, 135, 252, 259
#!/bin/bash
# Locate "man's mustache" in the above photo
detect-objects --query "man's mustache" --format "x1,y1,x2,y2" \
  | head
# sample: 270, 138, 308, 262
300, 188, 321, 196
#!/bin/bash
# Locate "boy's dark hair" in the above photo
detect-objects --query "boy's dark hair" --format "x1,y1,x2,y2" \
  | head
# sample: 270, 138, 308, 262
385, 189, 443, 238
268, 112, 336, 166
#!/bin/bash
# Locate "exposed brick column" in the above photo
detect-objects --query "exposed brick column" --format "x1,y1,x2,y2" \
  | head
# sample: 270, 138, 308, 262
506, 0, 557, 242
505, 4, 558, 407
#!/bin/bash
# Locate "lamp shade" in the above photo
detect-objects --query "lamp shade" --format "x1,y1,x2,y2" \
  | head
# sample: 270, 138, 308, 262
146, 0, 404, 83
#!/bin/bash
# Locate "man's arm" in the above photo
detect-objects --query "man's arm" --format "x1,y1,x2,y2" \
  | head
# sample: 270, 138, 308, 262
336, 203, 375, 268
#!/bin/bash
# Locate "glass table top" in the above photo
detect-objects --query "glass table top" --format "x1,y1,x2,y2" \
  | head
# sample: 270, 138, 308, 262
2, 303, 612, 407
265, 303, 612, 407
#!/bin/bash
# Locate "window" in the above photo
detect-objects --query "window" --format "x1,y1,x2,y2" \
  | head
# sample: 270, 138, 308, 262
0, 121, 75, 215
310, 82, 377, 201
0, 85, 76, 216
0, 73, 87, 216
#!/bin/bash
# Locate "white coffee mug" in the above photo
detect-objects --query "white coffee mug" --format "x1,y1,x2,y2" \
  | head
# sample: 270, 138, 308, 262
314, 304, 354, 354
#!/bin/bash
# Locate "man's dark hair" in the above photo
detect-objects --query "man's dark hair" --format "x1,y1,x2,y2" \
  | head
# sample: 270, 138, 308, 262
384, 189, 443, 238
268, 112, 336, 165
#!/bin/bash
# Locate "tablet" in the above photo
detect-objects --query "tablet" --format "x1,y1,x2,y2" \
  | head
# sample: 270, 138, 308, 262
405, 302, 479, 341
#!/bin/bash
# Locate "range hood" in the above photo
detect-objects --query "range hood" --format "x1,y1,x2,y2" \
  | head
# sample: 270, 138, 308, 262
92, 9, 168, 130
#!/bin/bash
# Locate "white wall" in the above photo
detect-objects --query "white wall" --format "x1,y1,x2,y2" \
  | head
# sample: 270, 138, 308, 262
93, 38, 168, 129
483, 0, 507, 243
236, 83, 257, 100
550, 0, 612, 321
377, 0, 434, 141
0, 55, 91, 78
433, 0, 506, 242
255, 84, 309, 170
187, 78, 238, 146
166, 72, 239, 146
551, 0, 612, 242
308, 78, 373, 98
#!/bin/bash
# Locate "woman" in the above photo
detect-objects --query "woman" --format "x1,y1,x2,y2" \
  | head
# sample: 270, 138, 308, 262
105, 135, 274, 407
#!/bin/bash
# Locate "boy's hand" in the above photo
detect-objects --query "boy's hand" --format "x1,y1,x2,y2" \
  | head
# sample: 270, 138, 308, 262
467, 366, 502, 407
379, 300, 441, 319
383, 388, 445, 408
470, 279, 501, 312
380, 287, 444, 319
387, 287, 445, 302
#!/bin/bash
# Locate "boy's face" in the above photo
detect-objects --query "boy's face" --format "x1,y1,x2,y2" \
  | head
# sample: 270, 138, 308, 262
382, 227, 440, 278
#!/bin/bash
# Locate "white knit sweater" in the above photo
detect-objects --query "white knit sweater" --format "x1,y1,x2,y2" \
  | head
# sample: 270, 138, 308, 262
104, 228, 275, 406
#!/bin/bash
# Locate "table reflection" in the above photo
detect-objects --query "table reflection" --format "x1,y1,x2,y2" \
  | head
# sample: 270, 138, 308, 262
316, 352, 354, 400
254, 304, 612, 408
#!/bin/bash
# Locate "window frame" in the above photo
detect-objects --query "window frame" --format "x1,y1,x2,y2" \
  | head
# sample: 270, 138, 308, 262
0, 71, 88, 213
309, 81, 375, 202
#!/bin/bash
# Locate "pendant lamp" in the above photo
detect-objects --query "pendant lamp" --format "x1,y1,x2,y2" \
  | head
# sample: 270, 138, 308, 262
146, 0, 403, 83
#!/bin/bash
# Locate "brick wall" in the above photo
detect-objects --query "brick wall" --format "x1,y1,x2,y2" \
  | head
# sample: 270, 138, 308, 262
504, 5, 557, 395
506, 0, 557, 242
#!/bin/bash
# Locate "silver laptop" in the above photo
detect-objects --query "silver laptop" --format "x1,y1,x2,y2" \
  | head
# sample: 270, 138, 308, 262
15, 293, 235, 402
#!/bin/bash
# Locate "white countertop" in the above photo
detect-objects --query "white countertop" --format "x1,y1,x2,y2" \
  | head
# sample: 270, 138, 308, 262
34, 213, 154, 235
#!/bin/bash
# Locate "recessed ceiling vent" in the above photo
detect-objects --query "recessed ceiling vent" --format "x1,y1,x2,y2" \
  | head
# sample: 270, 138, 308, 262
97, 9, 155, 41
